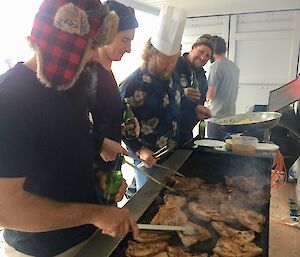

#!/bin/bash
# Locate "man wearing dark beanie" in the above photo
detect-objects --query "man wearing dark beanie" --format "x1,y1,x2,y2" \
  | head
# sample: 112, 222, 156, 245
175, 34, 213, 145
84, 0, 139, 202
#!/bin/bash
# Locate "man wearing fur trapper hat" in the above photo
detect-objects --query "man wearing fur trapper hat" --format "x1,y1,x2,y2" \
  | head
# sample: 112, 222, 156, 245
0, 1, 138, 256
175, 34, 213, 145
119, 5, 188, 190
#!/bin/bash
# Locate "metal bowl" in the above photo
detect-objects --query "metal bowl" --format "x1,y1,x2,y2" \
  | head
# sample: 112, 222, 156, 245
214, 112, 282, 133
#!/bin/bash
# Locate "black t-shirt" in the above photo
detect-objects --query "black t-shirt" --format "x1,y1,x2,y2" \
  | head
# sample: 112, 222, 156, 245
0, 63, 97, 256
86, 62, 123, 172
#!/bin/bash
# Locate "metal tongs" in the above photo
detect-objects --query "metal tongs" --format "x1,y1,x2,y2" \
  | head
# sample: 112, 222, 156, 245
137, 224, 196, 235
124, 159, 177, 193
125, 154, 185, 178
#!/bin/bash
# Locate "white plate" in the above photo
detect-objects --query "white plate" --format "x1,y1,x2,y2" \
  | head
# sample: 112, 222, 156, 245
194, 139, 225, 148
256, 143, 279, 152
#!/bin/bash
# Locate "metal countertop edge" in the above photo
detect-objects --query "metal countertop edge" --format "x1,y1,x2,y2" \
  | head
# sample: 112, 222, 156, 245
76, 149, 192, 257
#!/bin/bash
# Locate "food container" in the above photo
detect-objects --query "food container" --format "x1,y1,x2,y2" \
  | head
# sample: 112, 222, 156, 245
226, 136, 258, 153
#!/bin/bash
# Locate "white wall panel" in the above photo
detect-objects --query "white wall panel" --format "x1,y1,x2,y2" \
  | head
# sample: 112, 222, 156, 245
229, 10, 300, 114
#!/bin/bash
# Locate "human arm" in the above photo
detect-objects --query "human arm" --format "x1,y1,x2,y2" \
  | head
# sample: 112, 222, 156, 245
100, 138, 128, 162
195, 104, 212, 120
0, 178, 138, 238
206, 84, 217, 101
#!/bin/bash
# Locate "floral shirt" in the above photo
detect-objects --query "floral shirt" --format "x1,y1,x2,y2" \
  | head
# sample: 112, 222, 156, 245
119, 67, 181, 153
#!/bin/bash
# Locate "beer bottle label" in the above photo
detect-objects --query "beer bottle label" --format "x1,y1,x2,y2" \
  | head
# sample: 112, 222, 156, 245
125, 118, 136, 139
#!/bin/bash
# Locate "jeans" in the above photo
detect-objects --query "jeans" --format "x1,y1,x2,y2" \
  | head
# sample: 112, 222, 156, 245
134, 160, 156, 191
207, 121, 227, 141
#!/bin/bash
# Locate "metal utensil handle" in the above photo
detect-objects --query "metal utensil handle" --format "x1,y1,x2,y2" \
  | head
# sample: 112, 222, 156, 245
153, 145, 168, 156
154, 149, 169, 159
124, 160, 176, 193
137, 224, 187, 232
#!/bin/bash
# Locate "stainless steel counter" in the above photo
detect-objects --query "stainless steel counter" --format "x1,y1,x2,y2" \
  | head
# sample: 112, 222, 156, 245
76, 149, 192, 257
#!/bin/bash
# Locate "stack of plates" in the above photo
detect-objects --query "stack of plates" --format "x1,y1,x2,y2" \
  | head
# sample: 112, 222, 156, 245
194, 139, 225, 148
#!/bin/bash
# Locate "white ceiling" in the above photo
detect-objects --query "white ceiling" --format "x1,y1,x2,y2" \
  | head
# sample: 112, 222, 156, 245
118, 0, 300, 16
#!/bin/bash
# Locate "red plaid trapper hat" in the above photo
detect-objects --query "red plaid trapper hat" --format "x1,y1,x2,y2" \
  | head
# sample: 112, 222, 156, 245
31, 0, 109, 90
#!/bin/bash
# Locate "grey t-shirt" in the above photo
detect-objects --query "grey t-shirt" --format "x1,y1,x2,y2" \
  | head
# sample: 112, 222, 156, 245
208, 58, 240, 121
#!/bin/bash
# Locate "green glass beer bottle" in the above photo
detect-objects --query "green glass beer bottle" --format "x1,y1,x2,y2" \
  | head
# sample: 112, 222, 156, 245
190, 70, 198, 89
103, 153, 123, 205
123, 98, 136, 140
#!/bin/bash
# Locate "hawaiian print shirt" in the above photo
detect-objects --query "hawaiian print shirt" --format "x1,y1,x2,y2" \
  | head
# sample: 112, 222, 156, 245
119, 67, 181, 153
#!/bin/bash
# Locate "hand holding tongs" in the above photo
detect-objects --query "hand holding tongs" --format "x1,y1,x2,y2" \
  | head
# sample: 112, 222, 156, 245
125, 153, 185, 178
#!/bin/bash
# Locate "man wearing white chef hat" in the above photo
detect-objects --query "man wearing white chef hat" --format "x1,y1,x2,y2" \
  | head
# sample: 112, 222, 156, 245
119, 5, 187, 191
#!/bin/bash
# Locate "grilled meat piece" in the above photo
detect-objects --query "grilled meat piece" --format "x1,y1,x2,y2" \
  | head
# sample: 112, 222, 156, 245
152, 252, 169, 257
167, 246, 208, 257
125, 240, 168, 257
188, 202, 211, 222
241, 242, 263, 257
188, 201, 221, 222
163, 194, 186, 208
133, 231, 171, 243
177, 221, 211, 247
213, 238, 242, 257
168, 176, 204, 191
153, 205, 188, 226
238, 208, 266, 233
225, 176, 264, 193
211, 221, 255, 245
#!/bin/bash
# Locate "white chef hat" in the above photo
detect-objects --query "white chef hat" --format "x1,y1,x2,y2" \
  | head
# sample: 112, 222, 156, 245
151, 5, 187, 56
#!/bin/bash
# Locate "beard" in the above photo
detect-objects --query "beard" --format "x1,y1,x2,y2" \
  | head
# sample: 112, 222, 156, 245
191, 59, 205, 70
150, 66, 172, 81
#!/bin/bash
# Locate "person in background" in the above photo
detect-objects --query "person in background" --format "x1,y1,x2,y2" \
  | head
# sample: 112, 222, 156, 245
85, 0, 139, 203
0, 1, 138, 257
206, 36, 240, 140
175, 34, 213, 145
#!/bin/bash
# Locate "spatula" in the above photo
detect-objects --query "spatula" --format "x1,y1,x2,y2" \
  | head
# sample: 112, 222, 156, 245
137, 224, 197, 236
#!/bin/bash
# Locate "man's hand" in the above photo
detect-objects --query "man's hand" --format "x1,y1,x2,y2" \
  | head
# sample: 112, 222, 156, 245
137, 147, 157, 168
184, 87, 201, 101
195, 105, 212, 120
98, 175, 127, 203
94, 206, 139, 238
115, 178, 127, 202
100, 138, 128, 162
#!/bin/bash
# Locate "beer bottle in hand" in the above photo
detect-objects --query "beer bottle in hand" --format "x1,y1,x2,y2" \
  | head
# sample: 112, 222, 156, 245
104, 153, 123, 205
190, 70, 199, 89
123, 98, 136, 140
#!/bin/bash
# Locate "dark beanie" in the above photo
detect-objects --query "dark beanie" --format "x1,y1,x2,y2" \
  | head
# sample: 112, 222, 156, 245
105, 0, 138, 31
192, 34, 214, 54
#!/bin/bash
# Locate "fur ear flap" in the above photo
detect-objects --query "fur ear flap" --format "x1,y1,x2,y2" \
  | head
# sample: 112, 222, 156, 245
54, 3, 90, 36
93, 11, 119, 47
